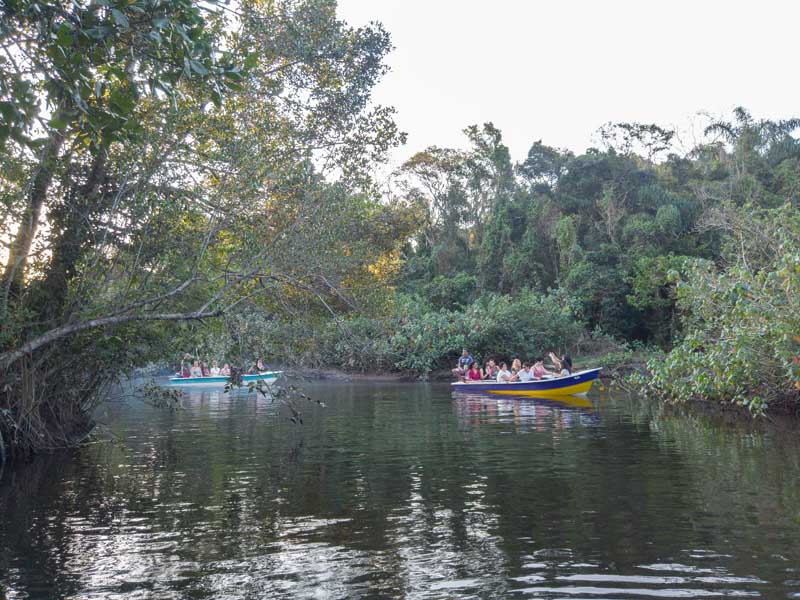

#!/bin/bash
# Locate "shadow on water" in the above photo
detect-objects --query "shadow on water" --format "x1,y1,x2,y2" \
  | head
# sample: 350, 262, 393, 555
1, 381, 800, 598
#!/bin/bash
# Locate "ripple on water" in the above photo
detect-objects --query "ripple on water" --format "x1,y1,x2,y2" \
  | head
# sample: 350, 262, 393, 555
507, 556, 769, 599
1, 382, 800, 599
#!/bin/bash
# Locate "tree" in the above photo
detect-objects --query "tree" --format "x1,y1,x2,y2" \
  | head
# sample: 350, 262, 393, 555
0, 0, 243, 299
597, 122, 676, 161
518, 140, 573, 188
0, 0, 407, 461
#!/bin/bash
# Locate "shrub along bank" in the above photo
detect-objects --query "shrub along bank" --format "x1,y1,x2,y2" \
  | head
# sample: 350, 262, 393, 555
634, 206, 800, 415
244, 290, 627, 377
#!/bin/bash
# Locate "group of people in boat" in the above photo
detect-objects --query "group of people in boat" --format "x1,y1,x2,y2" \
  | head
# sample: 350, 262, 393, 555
451, 349, 573, 383
178, 353, 267, 378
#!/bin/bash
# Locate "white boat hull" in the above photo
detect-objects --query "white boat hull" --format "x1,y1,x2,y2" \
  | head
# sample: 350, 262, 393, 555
168, 371, 282, 387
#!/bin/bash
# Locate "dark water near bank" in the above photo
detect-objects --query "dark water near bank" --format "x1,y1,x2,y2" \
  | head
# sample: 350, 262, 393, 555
2, 382, 800, 599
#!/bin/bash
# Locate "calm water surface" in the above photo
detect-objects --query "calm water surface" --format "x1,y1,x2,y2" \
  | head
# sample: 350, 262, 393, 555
1, 381, 800, 599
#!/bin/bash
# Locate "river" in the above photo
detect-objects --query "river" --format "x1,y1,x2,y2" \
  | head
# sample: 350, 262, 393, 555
1, 381, 799, 599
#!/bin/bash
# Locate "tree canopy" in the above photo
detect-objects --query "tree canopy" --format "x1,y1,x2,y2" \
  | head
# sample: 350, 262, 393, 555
0, 0, 412, 460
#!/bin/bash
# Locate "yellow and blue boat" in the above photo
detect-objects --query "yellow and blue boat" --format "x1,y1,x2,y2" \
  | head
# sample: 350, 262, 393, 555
451, 367, 602, 397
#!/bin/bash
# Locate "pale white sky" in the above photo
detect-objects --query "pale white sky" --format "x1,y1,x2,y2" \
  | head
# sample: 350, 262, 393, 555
337, 0, 800, 166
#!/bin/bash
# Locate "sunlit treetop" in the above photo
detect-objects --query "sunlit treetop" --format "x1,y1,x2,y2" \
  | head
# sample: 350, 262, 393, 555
0, 0, 243, 149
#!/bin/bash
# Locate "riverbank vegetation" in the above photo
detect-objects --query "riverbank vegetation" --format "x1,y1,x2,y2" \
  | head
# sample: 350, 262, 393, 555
2, 2, 799, 461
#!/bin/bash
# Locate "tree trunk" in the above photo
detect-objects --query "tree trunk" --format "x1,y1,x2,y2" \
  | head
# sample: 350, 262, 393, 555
41, 146, 109, 319
1, 132, 65, 302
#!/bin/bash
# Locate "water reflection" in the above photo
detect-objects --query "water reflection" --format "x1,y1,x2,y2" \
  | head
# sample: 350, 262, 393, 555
0, 382, 799, 599
453, 393, 600, 434
175, 386, 281, 413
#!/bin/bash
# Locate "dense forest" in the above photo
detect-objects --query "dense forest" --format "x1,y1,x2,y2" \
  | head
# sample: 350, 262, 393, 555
1, 0, 799, 462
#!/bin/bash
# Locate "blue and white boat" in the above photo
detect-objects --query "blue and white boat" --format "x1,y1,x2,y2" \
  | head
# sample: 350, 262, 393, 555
168, 371, 282, 387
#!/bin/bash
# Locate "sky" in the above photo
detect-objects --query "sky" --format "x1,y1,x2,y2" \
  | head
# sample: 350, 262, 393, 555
337, 0, 800, 167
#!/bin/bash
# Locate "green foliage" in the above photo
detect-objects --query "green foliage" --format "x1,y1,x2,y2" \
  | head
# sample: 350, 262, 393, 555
517, 140, 573, 187
0, 0, 241, 149
261, 289, 584, 376
422, 273, 477, 310
400, 109, 800, 346
639, 207, 800, 413
477, 199, 514, 292
626, 255, 695, 346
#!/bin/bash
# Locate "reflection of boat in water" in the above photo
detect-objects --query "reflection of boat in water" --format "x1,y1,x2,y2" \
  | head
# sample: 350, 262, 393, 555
452, 392, 594, 411
453, 392, 599, 431
451, 368, 601, 397
168, 371, 282, 387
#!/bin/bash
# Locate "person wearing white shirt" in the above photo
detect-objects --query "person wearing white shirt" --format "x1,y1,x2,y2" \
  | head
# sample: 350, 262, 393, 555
496, 362, 512, 383
517, 363, 534, 382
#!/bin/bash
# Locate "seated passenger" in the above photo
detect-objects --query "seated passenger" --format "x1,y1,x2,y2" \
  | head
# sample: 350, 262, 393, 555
247, 358, 266, 374
517, 363, 534, 382
466, 362, 482, 382
511, 358, 522, 372
201, 361, 211, 377
496, 362, 512, 383
560, 355, 573, 375
532, 357, 549, 379
180, 353, 192, 378
190, 360, 203, 378
548, 352, 573, 376
210, 360, 221, 376
220, 363, 231, 377
482, 359, 497, 380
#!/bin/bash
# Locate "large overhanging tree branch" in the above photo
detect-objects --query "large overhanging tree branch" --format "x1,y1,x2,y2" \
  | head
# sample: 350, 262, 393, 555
0, 309, 224, 370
